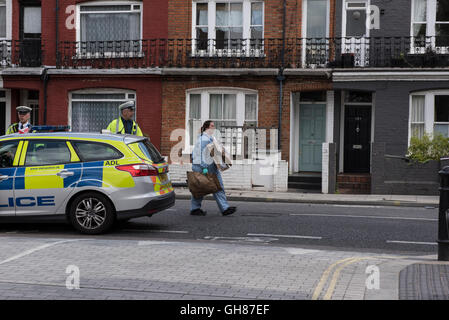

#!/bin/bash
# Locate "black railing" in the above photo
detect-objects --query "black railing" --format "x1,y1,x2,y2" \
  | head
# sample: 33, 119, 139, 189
3, 37, 449, 69
0, 40, 44, 68
55, 37, 449, 69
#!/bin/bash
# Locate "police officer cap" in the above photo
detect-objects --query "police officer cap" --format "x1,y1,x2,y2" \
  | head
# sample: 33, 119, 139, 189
119, 101, 135, 111
16, 106, 32, 113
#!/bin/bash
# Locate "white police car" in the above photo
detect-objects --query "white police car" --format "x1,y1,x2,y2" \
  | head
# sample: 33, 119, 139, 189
0, 132, 174, 234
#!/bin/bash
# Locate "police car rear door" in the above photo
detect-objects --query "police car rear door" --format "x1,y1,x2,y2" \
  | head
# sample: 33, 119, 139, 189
14, 139, 82, 216
0, 139, 21, 216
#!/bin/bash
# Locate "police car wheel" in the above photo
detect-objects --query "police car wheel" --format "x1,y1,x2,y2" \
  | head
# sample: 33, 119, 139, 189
69, 193, 115, 234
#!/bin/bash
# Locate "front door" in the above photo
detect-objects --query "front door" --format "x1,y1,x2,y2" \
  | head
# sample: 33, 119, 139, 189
20, 4, 41, 67
299, 104, 325, 172
344, 105, 371, 173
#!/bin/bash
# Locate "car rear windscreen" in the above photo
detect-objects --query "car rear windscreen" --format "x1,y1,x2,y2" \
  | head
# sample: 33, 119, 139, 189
128, 140, 164, 163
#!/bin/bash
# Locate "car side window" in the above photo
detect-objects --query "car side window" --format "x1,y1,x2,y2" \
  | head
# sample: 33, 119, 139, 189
25, 140, 71, 166
72, 141, 122, 162
0, 141, 19, 168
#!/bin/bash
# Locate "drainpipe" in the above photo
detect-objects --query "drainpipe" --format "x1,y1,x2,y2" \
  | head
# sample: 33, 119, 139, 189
277, 0, 287, 150
55, 0, 59, 66
42, 68, 49, 125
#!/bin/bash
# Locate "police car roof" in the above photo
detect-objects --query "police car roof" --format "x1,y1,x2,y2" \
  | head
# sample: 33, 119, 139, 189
0, 132, 147, 143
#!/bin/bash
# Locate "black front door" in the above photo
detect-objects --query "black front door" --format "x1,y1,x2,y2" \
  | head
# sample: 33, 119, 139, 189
20, 3, 41, 67
344, 105, 371, 173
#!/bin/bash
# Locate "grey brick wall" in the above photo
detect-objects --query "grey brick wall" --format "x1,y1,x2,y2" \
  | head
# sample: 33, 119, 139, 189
334, 81, 449, 195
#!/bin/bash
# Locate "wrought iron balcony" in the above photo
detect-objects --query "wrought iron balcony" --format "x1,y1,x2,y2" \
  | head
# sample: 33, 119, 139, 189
57, 37, 449, 70
0, 40, 44, 68
1, 36, 444, 70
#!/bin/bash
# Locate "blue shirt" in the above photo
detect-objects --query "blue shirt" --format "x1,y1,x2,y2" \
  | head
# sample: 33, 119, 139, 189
192, 133, 215, 169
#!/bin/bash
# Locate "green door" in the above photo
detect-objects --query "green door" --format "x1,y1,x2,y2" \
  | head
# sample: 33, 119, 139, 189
299, 104, 326, 172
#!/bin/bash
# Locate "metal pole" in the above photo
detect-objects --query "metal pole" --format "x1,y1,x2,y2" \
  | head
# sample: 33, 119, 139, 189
438, 166, 449, 261
277, 0, 287, 151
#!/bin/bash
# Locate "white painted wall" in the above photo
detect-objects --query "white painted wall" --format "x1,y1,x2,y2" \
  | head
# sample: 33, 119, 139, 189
169, 158, 288, 192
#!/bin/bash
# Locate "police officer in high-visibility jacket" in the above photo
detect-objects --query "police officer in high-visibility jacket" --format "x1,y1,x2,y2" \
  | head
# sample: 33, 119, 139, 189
106, 101, 143, 136
6, 106, 33, 134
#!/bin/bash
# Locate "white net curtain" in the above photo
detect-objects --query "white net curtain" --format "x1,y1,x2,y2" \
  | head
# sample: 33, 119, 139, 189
411, 95, 425, 139
80, 5, 141, 53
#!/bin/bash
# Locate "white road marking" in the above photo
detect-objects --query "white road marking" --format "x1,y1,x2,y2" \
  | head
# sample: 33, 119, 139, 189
203, 236, 278, 243
123, 229, 189, 234
138, 241, 178, 246
247, 233, 322, 240
290, 213, 437, 222
284, 248, 320, 255
0, 239, 87, 266
386, 240, 437, 246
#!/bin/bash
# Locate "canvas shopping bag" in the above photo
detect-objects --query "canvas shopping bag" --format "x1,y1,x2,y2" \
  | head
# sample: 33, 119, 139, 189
187, 171, 222, 199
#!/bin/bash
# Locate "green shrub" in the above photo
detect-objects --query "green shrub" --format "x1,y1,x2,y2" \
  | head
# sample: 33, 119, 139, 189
407, 133, 449, 163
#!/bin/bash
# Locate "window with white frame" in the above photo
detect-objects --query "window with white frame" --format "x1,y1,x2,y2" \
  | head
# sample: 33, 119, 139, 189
192, 0, 264, 54
71, 90, 136, 133
78, 2, 142, 54
410, 95, 425, 138
187, 89, 258, 147
0, 1, 6, 39
412, 0, 449, 49
409, 91, 449, 142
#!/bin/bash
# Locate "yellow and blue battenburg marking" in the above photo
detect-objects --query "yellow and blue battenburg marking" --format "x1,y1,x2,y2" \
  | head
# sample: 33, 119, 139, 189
0, 168, 15, 190
0, 135, 174, 195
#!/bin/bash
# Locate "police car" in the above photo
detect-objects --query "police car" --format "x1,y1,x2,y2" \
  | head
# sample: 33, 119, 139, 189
0, 132, 175, 234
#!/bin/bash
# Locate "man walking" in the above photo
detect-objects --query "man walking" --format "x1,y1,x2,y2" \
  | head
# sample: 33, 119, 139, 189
106, 101, 143, 136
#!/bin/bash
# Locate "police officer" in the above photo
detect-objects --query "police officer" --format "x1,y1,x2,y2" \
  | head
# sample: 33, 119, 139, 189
6, 106, 33, 134
106, 101, 143, 136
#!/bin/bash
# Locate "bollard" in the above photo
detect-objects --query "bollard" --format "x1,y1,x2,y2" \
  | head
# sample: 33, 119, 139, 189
438, 166, 449, 261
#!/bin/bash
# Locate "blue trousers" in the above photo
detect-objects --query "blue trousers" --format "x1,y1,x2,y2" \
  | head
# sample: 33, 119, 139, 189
191, 164, 230, 213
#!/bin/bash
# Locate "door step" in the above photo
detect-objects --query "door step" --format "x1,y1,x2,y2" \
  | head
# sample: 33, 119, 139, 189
337, 174, 371, 194
288, 173, 322, 193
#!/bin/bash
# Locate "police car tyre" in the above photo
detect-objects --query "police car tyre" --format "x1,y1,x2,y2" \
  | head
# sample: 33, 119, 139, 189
69, 192, 115, 235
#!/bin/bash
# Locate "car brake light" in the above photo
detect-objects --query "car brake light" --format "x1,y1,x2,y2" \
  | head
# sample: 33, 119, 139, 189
115, 164, 158, 177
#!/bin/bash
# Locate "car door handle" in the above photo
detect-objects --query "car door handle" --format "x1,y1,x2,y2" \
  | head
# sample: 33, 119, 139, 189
0, 175, 9, 181
57, 170, 74, 178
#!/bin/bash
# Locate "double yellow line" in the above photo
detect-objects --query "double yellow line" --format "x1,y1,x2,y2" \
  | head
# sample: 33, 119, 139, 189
312, 255, 400, 300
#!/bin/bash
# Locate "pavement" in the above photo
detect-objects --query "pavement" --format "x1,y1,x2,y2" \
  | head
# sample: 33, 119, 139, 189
174, 187, 440, 208
0, 235, 447, 300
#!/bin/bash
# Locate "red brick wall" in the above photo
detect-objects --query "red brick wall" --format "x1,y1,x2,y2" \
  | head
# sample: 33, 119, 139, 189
44, 75, 163, 148
3, 75, 163, 149
161, 75, 332, 162
9, 0, 170, 65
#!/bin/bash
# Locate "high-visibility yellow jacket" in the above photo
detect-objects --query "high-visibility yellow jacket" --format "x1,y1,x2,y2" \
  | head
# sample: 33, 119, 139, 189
106, 118, 143, 136
6, 123, 34, 135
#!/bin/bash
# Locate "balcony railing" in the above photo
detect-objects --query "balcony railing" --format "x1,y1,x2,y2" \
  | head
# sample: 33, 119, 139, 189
3, 37, 449, 70
0, 40, 44, 68
55, 37, 449, 69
